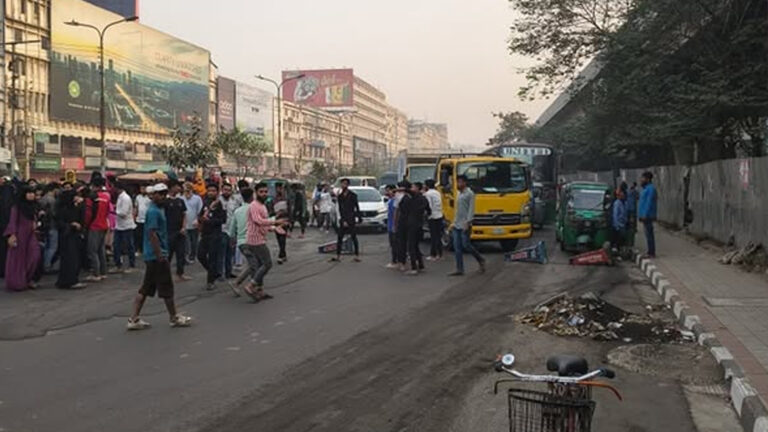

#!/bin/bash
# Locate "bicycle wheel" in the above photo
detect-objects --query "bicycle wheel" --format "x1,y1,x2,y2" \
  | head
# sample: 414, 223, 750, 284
507, 388, 595, 432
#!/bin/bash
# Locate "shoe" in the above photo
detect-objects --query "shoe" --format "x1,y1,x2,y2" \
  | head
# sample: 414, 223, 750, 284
478, 261, 487, 274
405, 270, 419, 276
170, 314, 192, 328
353, 257, 361, 263
426, 256, 435, 262
85, 275, 100, 282
329, 257, 340, 262
447, 271, 465, 277
206, 283, 216, 291
122, 268, 134, 274
277, 258, 284, 265
385, 263, 398, 269
226, 273, 237, 279
99, 275, 108, 281
70, 283, 87, 290
226, 280, 241, 297
127, 318, 151, 331
178, 274, 193, 281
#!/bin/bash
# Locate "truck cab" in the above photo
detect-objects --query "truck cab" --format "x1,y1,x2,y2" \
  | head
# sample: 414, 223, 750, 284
437, 155, 533, 251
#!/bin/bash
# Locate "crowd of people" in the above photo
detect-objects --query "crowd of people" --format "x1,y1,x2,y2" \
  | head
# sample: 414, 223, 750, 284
609, 171, 657, 258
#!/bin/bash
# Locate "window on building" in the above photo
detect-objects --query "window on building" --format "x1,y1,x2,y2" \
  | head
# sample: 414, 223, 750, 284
20, 0, 27, 15
61, 136, 83, 157
33, 3, 39, 21
14, 29, 22, 43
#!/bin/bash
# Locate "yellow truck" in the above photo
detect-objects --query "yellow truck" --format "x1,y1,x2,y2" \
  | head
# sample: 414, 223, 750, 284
436, 154, 533, 251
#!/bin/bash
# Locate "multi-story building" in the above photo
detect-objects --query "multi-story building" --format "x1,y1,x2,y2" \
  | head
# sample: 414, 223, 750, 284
386, 106, 408, 158
280, 99, 352, 177
5, 0, 215, 179
407, 120, 450, 153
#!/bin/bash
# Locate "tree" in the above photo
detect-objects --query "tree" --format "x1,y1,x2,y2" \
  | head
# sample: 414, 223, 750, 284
487, 111, 533, 145
305, 161, 332, 188
161, 116, 218, 173
212, 127, 270, 178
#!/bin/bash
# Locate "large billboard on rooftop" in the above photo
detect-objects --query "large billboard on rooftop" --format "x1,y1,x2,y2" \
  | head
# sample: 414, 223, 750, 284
281, 69, 354, 111
50, 0, 210, 133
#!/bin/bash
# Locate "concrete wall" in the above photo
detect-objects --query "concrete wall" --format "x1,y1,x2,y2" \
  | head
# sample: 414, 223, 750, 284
563, 156, 768, 247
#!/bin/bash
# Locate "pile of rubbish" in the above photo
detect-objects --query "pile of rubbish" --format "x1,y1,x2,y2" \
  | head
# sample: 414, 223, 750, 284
720, 242, 768, 273
517, 294, 690, 344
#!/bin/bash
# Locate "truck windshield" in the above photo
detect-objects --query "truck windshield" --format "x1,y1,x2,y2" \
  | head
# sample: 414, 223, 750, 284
570, 189, 607, 209
457, 161, 528, 194
408, 165, 435, 183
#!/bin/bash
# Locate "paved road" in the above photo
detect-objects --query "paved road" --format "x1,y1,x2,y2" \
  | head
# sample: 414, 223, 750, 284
0, 229, 735, 432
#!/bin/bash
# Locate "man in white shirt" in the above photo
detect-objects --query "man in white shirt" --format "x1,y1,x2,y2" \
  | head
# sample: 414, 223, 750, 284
134, 185, 152, 254
182, 182, 203, 263
424, 179, 444, 261
114, 183, 137, 271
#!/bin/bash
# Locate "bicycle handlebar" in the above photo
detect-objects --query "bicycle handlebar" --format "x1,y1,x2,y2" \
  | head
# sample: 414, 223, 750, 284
494, 363, 616, 384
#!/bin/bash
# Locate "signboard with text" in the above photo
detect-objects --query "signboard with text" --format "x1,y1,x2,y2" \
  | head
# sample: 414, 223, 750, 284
281, 69, 354, 111
217, 77, 236, 131
51, 0, 210, 133
235, 82, 273, 141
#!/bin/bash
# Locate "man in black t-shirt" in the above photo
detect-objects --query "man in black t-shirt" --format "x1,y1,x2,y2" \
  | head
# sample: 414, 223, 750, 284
165, 181, 189, 281
198, 184, 227, 290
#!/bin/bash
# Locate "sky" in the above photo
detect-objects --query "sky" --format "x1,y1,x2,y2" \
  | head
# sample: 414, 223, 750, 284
140, 0, 552, 149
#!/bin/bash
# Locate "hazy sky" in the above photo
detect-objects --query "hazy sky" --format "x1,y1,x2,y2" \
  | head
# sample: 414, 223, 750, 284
141, 0, 551, 148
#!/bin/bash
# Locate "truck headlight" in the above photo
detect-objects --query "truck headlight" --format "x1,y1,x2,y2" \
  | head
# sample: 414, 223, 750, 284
521, 203, 532, 223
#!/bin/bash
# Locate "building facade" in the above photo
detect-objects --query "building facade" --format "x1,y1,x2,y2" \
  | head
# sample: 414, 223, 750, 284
4, 0, 215, 179
407, 120, 449, 153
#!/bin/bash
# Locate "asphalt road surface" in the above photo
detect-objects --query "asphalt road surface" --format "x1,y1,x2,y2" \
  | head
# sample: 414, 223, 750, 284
0, 229, 738, 432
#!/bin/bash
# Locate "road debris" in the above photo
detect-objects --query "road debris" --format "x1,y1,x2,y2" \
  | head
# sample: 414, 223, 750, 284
517, 293, 686, 343
719, 242, 768, 273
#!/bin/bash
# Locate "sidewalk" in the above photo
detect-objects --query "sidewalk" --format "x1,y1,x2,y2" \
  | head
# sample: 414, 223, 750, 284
638, 225, 768, 428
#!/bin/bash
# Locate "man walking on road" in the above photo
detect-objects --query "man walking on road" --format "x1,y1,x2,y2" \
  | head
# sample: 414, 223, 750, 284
166, 181, 190, 282
85, 177, 110, 282
394, 181, 410, 272
127, 183, 192, 330
240, 182, 283, 302
449, 175, 486, 276
219, 183, 240, 278
198, 184, 227, 290
331, 178, 361, 263
384, 185, 399, 269
424, 179, 444, 261
638, 171, 658, 258
113, 182, 137, 272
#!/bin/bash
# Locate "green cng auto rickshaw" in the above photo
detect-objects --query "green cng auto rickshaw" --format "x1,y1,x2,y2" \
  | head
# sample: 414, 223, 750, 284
555, 182, 613, 252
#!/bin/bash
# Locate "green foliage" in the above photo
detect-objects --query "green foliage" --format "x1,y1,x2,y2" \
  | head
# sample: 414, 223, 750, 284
305, 161, 333, 187
162, 116, 217, 173
212, 127, 270, 178
512, 0, 768, 167
487, 111, 533, 146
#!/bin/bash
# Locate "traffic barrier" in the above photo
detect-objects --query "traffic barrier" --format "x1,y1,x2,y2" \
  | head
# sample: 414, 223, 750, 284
318, 236, 355, 255
569, 248, 612, 266
504, 241, 548, 264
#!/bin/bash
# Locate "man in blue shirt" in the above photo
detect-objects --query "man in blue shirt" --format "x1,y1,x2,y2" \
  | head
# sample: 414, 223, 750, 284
127, 183, 192, 331
384, 185, 399, 269
612, 189, 628, 251
638, 172, 658, 258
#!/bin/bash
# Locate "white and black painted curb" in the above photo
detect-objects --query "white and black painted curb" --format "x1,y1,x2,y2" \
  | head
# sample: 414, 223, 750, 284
633, 253, 768, 432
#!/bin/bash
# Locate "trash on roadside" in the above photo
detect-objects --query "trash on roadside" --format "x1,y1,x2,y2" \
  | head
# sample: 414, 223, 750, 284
719, 242, 768, 273
569, 249, 612, 266
516, 293, 687, 344
680, 330, 695, 342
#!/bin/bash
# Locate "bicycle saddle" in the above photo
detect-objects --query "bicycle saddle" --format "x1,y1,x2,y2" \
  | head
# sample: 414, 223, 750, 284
546, 355, 589, 377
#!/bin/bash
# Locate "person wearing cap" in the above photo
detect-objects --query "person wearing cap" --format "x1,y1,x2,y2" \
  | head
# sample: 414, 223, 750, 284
127, 183, 192, 330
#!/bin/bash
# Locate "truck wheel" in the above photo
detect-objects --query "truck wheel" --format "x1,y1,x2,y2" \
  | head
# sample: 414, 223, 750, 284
500, 239, 518, 252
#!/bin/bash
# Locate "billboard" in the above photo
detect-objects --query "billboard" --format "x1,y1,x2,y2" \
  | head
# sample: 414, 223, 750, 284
281, 69, 354, 111
84, 0, 138, 19
217, 77, 236, 131
51, 0, 210, 133
235, 82, 273, 142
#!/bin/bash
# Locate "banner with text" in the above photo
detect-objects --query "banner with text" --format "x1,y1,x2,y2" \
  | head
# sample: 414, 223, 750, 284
281, 69, 354, 111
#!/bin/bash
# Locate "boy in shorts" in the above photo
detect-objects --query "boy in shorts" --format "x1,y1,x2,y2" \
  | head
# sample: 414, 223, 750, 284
127, 183, 192, 330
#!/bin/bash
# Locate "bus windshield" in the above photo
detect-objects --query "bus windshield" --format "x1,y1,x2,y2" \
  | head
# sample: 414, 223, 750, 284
457, 161, 528, 194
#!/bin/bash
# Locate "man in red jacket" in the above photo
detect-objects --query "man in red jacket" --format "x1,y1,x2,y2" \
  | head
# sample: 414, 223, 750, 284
85, 177, 111, 281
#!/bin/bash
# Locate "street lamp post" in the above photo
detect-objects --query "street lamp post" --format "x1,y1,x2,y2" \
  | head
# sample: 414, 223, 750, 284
65, 16, 138, 175
255, 73, 304, 175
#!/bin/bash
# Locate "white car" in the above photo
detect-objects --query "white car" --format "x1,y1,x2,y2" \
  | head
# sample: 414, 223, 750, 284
346, 186, 387, 232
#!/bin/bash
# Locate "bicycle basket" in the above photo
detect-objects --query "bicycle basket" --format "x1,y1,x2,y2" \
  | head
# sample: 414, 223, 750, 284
507, 388, 595, 432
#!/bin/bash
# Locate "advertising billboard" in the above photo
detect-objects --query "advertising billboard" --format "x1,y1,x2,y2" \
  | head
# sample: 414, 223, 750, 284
217, 77, 236, 131
235, 82, 273, 142
51, 0, 210, 133
84, 0, 138, 18
281, 69, 354, 111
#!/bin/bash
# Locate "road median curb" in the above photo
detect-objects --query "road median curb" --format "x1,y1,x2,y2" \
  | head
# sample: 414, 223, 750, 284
633, 252, 768, 432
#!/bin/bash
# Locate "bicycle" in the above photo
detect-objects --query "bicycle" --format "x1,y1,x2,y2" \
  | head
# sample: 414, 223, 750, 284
493, 353, 622, 432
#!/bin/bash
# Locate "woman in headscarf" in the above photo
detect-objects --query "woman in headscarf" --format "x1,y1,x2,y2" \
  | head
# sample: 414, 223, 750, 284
55, 188, 86, 289
3, 186, 41, 291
